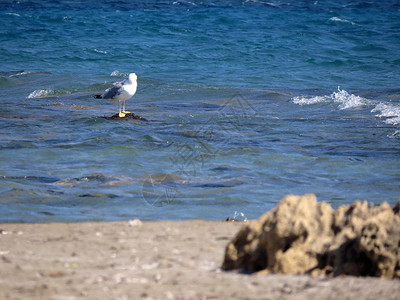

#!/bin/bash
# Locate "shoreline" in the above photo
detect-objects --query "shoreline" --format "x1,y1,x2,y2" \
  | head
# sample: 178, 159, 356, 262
1, 220, 399, 299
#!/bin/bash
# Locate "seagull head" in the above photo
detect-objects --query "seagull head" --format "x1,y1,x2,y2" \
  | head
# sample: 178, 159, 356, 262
128, 73, 137, 83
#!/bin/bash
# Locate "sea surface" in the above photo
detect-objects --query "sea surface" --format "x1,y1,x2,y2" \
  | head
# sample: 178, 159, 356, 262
1, 0, 399, 223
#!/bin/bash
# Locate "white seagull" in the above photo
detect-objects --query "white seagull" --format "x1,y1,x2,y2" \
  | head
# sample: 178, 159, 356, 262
95, 73, 138, 118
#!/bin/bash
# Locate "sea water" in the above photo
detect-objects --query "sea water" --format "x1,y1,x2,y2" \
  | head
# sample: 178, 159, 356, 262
0, 0, 399, 223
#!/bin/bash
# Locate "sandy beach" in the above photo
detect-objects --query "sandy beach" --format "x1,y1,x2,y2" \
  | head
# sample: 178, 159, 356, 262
1, 219, 399, 300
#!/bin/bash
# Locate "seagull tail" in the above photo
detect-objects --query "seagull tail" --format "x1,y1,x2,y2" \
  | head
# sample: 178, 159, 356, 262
93, 94, 103, 99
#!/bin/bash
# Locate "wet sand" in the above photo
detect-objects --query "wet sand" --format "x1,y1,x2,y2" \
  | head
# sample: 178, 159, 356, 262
0, 220, 399, 299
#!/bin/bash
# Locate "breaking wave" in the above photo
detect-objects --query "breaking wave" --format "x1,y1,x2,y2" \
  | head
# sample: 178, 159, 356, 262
110, 70, 128, 77
371, 103, 400, 125
28, 89, 58, 99
292, 87, 370, 110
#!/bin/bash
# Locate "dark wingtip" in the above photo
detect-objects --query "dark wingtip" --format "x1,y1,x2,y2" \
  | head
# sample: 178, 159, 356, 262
93, 94, 102, 99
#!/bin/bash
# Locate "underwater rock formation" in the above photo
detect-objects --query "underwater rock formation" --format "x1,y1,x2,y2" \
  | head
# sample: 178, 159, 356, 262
222, 194, 400, 279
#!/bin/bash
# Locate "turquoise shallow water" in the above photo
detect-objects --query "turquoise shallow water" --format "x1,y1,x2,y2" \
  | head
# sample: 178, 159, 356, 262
0, 1, 399, 223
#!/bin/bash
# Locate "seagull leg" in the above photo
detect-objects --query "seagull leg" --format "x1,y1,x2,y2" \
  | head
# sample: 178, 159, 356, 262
122, 101, 131, 114
118, 101, 125, 118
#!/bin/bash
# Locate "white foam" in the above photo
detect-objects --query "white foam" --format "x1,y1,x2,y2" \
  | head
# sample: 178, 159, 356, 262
27, 89, 55, 99
292, 95, 329, 105
244, 0, 280, 6
6, 12, 21, 17
329, 17, 356, 25
331, 87, 369, 110
388, 130, 400, 138
93, 48, 108, 54
292, 87, 369, 110
371, 103, 400, 125
173, 0, 196, 6
9, 71, 34, 77
110, 70, 127, 77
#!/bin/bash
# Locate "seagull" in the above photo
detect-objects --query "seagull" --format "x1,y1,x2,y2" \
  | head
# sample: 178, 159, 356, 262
94, 73, 137, 118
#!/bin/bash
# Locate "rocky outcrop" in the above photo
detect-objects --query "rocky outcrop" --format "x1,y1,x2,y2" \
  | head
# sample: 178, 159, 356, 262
104, 112, 148, 121
222, 194, 400, 279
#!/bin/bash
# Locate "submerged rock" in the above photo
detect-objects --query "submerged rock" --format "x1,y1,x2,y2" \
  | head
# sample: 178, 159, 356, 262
222, 194, 400, 279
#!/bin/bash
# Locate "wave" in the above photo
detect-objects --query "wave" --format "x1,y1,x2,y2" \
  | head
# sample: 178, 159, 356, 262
5, 12, 21, 17
0, 71, 53, 89
292, 87, 370, 110
27, 88, 73, 99
388, 130, 400, 138
27, 89, 56, 99
242, 0, 281, 7
329, 17, 356, 26
371, 103, 400, 125
292, 88, 400, 131
110, 70, 128, 77
9, 71, 52, 78
0, 71, 51, 78
84, 48, 108, 55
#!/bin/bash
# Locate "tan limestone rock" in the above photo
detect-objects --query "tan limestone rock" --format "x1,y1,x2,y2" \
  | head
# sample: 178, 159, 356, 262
222, 195, 400, 279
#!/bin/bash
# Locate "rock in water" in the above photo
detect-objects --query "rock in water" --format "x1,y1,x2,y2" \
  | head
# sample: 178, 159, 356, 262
104, 112, 148, 121
222, 194, 400, 279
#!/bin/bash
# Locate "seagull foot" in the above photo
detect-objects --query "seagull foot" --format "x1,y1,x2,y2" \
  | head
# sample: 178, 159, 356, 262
119, 112, 126, 118
122, 111, 131, 114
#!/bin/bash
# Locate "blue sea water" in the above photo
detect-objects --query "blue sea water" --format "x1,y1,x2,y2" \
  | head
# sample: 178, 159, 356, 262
0, 0, 399, 223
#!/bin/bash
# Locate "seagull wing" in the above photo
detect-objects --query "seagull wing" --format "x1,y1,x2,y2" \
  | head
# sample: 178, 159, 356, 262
101, 80, 125, 99
113, 79, 126, 86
